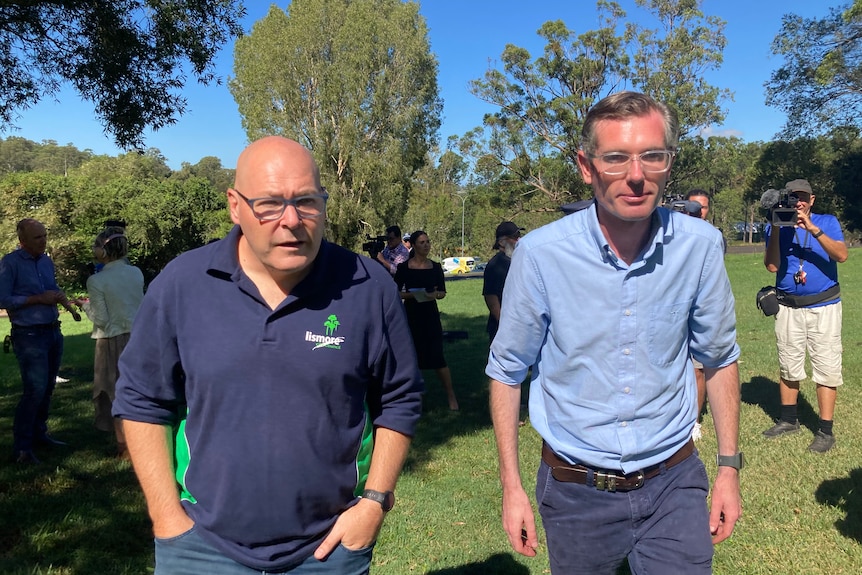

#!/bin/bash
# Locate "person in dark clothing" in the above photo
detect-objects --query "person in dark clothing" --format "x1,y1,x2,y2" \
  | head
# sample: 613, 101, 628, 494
394, 230, 459, 411
482, 221, 523, 341
114, 137, 423, 574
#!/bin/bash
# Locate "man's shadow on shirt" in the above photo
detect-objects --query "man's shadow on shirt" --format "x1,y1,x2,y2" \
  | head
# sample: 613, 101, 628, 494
815, 468, 862, 542
742, 375, 819, 433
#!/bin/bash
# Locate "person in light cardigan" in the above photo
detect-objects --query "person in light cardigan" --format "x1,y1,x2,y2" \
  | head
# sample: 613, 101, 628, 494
75, 226, 144, 458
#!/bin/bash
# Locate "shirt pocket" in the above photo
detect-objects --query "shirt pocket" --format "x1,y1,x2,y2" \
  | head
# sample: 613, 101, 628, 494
648, 301, 690, 367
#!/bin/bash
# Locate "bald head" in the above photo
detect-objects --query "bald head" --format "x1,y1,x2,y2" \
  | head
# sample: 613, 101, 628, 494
234, 137, 321, 193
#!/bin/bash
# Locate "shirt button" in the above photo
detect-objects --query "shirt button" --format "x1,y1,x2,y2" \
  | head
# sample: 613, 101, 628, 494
625, 309, 632, 316
620, 421, 628, 427
623, 349, 631, 355
623, 387, 631, 394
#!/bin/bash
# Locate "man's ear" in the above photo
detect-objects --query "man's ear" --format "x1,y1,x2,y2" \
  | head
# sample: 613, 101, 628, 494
227, 189, 241, 225
576, 151, 594, 185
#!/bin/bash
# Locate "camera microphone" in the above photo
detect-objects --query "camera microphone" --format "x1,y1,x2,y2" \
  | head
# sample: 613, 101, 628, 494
761, 189, 780, 209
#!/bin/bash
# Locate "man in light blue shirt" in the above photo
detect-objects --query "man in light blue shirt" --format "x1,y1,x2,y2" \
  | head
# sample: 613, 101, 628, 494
487, 92, 742, 575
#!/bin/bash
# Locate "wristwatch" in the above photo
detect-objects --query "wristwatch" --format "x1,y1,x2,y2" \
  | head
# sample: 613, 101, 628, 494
361, 489, 395, 512
717, 452, 744, 470
812, 229, 824, 238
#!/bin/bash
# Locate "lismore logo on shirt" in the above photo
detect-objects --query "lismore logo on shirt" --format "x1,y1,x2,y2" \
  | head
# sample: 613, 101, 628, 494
305, 314, 346, 350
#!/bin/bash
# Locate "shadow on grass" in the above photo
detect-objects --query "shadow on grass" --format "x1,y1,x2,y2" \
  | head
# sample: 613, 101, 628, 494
815, 468, 862, 543
403, 310, 494, 475
426, 552, 530, 574
0, 333, 152, 574
741, 375, 819, 434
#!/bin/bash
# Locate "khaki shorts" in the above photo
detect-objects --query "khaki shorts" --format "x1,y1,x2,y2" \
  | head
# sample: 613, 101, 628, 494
774, 301, 843, 387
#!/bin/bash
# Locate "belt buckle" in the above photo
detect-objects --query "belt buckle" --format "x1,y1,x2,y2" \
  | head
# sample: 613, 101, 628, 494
595, 471, 618, 492
629, 470, 645, 490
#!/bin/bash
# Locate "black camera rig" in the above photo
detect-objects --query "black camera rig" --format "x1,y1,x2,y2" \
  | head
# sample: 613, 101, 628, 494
663, 194, 702, 217
362, 234, 387, 258
760, 188, 799, 227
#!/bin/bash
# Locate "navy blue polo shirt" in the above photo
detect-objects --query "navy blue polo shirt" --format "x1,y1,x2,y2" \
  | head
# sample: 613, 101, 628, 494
114, 226, 423, 570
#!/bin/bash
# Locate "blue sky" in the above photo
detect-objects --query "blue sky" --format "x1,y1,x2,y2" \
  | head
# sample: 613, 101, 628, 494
7, 0, 836, 169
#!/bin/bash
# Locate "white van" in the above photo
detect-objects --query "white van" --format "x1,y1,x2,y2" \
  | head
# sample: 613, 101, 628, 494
442, 256, 476, 275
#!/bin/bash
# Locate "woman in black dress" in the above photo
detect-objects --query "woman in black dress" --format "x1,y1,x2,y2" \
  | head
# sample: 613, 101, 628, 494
394, 231, 459, 410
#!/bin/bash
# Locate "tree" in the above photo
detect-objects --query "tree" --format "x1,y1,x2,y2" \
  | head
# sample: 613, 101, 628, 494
766, 1, 862, 137
0, 1, 245, 149
466, 0, 731, 205
230, 0, 442, 248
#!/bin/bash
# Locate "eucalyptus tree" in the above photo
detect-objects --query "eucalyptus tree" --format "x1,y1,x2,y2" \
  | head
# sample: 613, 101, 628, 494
230, 0, 442, 248
466, 0, 731, 205
767, 1, 862, 137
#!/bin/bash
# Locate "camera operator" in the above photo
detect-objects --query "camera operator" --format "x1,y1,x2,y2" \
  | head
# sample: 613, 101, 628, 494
762, 179, 848, 453
376, 225, 410, 276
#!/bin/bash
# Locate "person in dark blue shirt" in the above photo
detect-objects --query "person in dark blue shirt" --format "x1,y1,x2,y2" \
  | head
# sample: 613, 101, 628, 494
114, 137, 423, 574
0, 218, 81, 464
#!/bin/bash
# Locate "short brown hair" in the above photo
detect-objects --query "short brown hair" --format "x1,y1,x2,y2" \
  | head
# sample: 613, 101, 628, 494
581, 92, 679, 155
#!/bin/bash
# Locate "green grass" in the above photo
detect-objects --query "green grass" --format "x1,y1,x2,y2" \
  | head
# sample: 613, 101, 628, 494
2, 252, 862, 574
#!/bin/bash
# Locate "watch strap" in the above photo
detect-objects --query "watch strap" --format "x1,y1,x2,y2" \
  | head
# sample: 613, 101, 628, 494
717, 452, 744, 470
361, 489, 395, 511
812, 229, 824, 238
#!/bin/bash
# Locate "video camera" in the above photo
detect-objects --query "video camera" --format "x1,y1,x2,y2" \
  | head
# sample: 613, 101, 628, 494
760, 188, 799, 227
664, 194, 702, 217
362, 234, 387, 258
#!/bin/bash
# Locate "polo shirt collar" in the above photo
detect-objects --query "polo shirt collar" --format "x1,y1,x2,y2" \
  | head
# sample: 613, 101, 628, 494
205, 225, 371, 298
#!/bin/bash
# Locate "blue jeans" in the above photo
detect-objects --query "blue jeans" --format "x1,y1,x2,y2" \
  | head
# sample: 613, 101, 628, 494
536, 452, 713, 575
11, 325, 63, 452
154, 526, 373, 575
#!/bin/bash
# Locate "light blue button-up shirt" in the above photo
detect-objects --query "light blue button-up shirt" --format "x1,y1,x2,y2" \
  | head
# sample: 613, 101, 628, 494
486, 204, 740, 473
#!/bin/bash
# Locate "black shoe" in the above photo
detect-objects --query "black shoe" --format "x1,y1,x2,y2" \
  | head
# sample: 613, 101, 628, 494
35, 434, 68, 447
808, 431, 836, 453
762, 420, 800, 438
14, 450, 40, 464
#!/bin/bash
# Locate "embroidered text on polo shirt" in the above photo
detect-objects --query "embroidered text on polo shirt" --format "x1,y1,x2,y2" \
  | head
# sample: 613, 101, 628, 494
305, 314, 346, 350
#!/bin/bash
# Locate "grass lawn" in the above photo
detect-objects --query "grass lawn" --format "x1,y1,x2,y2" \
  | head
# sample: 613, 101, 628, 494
2, 250, 862, 574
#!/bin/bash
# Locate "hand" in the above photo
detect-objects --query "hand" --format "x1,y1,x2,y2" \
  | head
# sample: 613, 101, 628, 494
314, 498, 384, 560
501, 486, 539, 557
709, 467, 742, 544
796, 211, 815, 233
152, 510, 195, 540
71, 310, 81, 322
34, 291, 65, 305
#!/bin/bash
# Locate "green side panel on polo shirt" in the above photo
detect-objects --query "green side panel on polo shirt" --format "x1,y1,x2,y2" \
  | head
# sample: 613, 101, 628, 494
353, 403, 374, 497
174, 409, 196, 504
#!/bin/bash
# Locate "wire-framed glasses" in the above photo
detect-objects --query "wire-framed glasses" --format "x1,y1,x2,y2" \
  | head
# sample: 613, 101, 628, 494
589, 150, 675, 176
232, 188, 329, 221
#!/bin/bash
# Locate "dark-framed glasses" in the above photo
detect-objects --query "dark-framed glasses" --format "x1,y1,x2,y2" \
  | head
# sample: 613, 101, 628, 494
589, 150, 675, 176
232, 188, 329, 221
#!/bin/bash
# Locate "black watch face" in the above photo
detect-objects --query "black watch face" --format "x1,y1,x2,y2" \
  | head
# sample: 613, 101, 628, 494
381, 491, 395, 511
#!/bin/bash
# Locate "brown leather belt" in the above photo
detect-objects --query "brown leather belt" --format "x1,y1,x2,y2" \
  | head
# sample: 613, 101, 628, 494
541, 438, 695, 492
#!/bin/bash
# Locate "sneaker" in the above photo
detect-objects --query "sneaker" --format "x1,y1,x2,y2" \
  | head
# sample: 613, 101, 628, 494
808, 431, 836, 453
692, 421, 703, 441
55, 376, 70, 384
762, 420, 800, 438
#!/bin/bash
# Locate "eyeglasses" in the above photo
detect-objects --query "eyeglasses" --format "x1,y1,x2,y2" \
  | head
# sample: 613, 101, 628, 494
589, 150, 675, 176
232, 188, 329, 221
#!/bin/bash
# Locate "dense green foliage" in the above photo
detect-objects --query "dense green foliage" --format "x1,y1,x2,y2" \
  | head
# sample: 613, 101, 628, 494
230, 0, 442, 249
766, 1, 862, 137
0, 139, 234, 287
